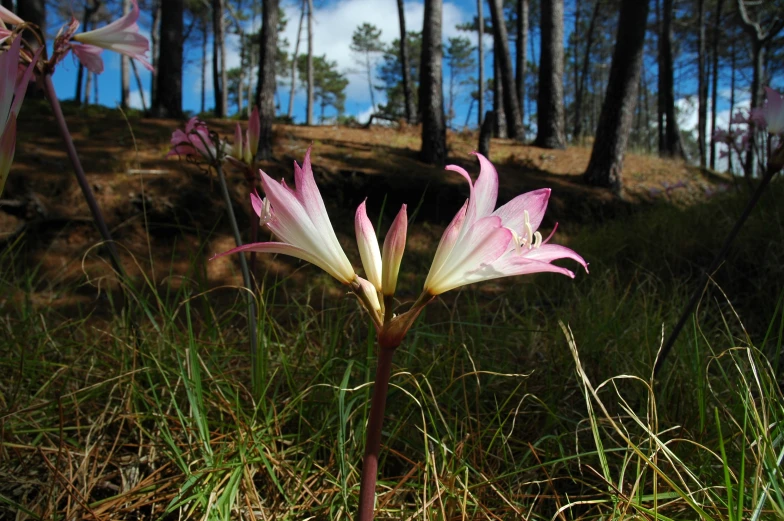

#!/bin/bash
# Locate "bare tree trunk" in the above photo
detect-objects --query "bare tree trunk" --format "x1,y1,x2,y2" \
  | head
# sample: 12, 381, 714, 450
212, 0, 226, 117
534, 0, 566, 149
655, 0, 664, 153
709, 0, 725, 170
201, 16, 208, 114
697, 0, 707, 167
659, 0, 684, 158
574, 0, 600, 140
419, 0, 446, 165
120, 0, 131, 109
583, 0, 649, 192
130, 60, 147, 111
75, 2, 99, 106
398, 0, 417, 124
151, 0, 161, 109
288, 0, 306, 119
516, 0, 528, 131
493, 46, 507, 138
152, 0, 184, 118
255, 0, 279, 159
306, 0, 314, 125
238, 38, 245, 115
476, 0, 485, 129
488, 0, 523, 140
728, 38, 736, 174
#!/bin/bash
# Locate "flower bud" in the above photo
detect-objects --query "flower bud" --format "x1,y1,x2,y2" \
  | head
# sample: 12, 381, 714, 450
381, 205, 407, 297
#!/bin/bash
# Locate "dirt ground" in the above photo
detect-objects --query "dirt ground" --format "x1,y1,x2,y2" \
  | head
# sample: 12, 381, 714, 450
0, 102, 731, 312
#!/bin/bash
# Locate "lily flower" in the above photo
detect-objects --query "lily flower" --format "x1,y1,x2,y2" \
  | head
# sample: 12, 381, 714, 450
168, 117, 218, 162
381, 205, 407, 297
71, 0, 153, 73
423, 153, 587, 295
1, 36, 40, 196
211, 146, 357, 285
751, 87, 784, 136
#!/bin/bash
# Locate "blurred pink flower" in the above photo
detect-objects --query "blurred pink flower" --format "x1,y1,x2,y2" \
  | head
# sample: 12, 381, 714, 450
751, 87, 784, 135
1, 36, 40, 195
71, 0, 152, 74
70, 43, 105, 74
212, 147, 357, 284
168, 117, 218, 161
423, 153, 587, 295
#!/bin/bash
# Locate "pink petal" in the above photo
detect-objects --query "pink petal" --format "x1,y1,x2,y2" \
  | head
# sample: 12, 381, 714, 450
471, 152, 499, 220
71, 44, 105, 74
381, 204, 407, 296
492, 188, 551, 234
250, 191, 264, 218
210, 241, 350, 282
0, 4, 24, 26
232, 123, 243, 159
424, 200, 467, 289
355, 199, 383, 290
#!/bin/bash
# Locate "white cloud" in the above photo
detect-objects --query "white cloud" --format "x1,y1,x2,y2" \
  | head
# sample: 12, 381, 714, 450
274, 0, 474, 112
129, 88, 151, 110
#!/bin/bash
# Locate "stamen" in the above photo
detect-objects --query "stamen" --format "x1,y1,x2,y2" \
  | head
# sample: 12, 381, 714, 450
509, 228, 522, 254
523, 210, 534, 249
259, 198, 273, 227
533, 231, 542, 249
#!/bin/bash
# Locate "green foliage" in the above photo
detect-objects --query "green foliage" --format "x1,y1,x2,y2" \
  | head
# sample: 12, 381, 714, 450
376, 32, 422, 119
296, 54, 349, 121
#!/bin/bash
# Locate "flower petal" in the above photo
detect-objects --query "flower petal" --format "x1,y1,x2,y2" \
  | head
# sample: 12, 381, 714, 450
492, 188, 551, 234
381, 204, 407, 296
0, 112, 16, 196
355, 199, 383, 290
71, 44, 105, 74
0, 5, 23, 26
423, 200, 467, 290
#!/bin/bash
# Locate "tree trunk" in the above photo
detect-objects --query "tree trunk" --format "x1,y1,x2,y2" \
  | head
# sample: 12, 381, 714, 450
493, 45, 507, 138
120, 0, 131, 109
152, 0, 184, 118
697, 0, 707, 167
659, 0, 684, 158
728, 38, 736, 174
709, 0, 725, 170
201, 16, 208, 114
212, 0, 226, 117
516, 0, 527, 131
398, 0, 417, 124
419, 0, 446, 165
84, 71, 92, 105
151, 0, 161, 109
488, 0, 523, 140
534, 0, 566, 149
130, 60, 147, 111
574, 0, 600, 140
288, 0, 306, 119
583, 0, 649, 192
478, 110, 494, 157
255, 0, 279, 160
238, 39, 245, 114
306, 0, 314, 125
477, 0, 484, 128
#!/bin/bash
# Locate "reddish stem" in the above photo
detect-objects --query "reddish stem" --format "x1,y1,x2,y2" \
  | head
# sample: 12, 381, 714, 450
356, 345, 396, 521
42, 73, 125, 280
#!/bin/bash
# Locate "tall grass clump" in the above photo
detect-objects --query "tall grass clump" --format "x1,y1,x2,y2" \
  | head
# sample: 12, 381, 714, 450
1, 180, 783, 519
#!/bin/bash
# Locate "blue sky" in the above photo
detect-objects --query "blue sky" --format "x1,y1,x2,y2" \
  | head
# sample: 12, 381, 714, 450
50, 0, 495, 127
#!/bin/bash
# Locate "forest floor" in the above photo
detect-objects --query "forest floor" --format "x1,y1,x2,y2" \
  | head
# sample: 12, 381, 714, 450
2, 101, 730, 313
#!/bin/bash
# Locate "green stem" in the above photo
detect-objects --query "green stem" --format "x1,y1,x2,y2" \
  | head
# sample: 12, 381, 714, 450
215, 163, 261, 398
356, 345, 396, 521
42, 73, 125, 281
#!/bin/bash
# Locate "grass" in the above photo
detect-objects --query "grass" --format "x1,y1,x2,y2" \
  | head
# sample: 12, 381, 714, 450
3, 141, 784, 518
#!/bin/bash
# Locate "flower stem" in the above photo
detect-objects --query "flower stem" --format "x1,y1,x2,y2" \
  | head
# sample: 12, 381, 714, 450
42, 74, 125, 282
215, 163, 261, 399
356, 345, 396, 521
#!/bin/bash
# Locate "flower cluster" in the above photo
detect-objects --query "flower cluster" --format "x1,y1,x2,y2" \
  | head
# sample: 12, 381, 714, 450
209, 147, 587, 348
232, 106, 260, 166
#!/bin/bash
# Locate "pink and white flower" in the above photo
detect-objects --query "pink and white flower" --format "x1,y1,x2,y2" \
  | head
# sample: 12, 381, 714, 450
423, 153, 587, 295
1, 36, 40, 195
71, 0, 152, 74
212, 147, 357, 284
168, 117, 218, 161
